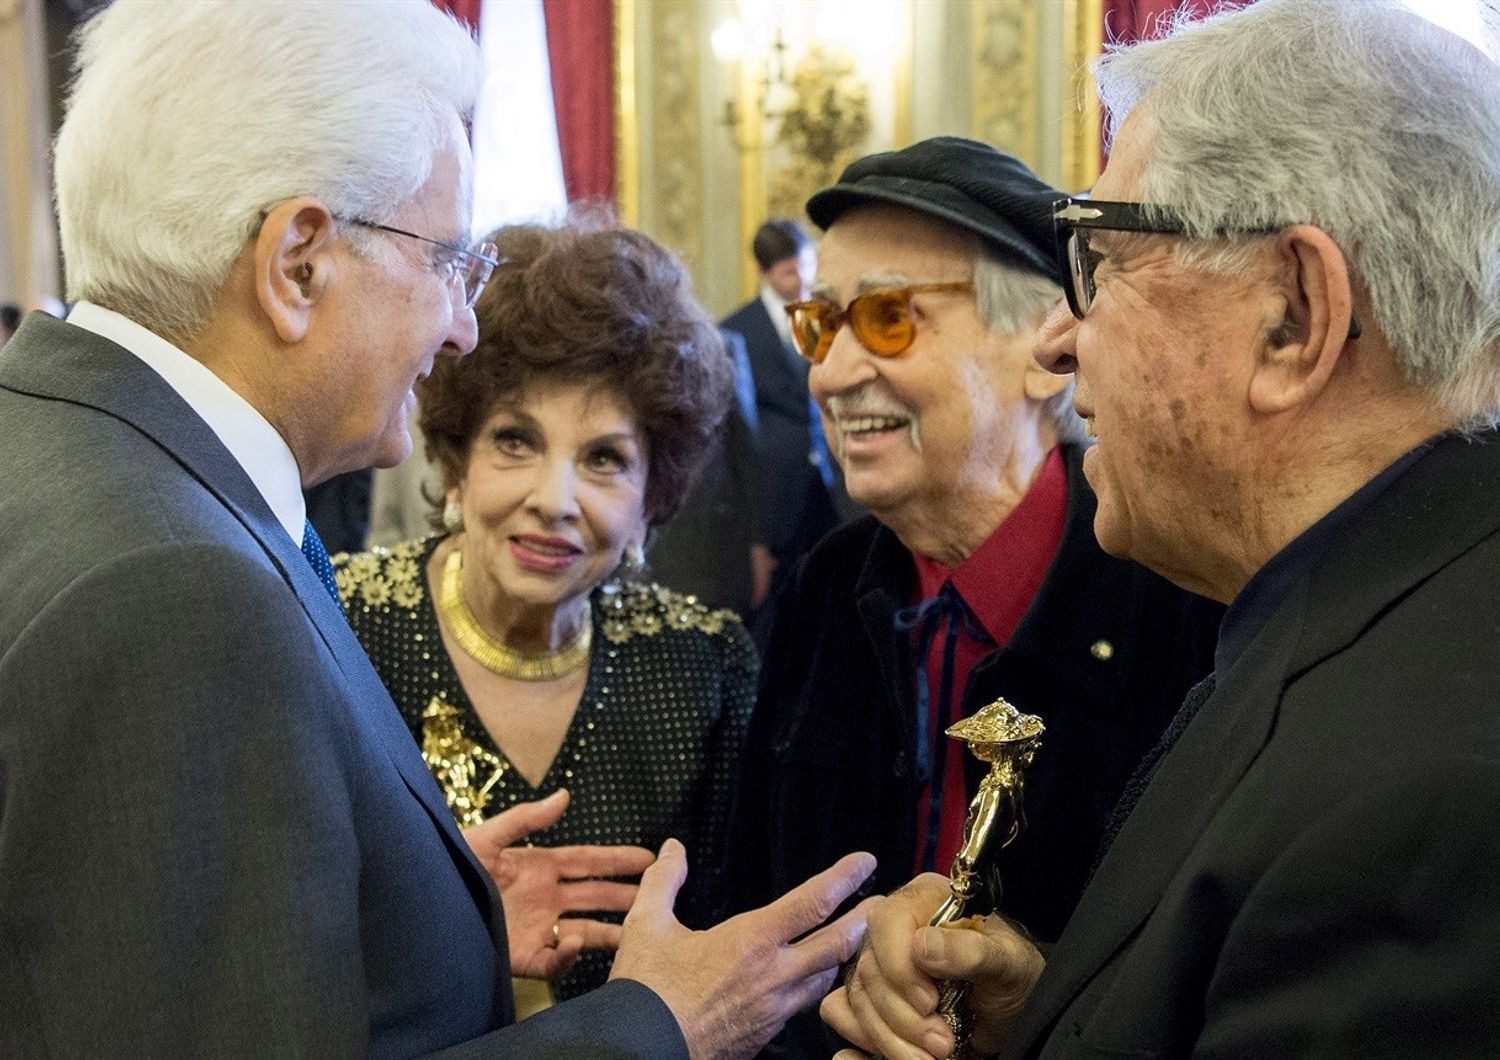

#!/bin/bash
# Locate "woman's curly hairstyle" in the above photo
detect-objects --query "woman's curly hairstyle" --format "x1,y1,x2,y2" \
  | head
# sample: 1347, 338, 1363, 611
418, 218, 733, 526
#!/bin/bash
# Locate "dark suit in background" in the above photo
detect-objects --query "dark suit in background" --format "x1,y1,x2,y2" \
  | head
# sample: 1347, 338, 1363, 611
721, 296, 856, 640
647, 329, 762, 614
305, 467, 373, 556
0, 315, 682, 1056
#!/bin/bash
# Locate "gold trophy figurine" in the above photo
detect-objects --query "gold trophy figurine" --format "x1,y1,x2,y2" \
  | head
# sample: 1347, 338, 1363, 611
929, 697, 1045, 1059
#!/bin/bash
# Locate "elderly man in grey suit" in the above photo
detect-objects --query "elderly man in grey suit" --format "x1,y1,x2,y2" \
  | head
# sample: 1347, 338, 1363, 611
0, 3, 872, 1057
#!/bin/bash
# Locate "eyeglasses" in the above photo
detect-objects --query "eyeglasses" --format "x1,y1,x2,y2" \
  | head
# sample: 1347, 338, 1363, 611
784, 283, 975, 364
1052, 198, 1191, 320
1051, 197, 1361, 339
340, 217, 502, 309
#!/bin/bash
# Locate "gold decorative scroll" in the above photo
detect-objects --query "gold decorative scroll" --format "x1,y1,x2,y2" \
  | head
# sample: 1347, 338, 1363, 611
613, 0, 640, 226
764, 46, 871, 225
1061, 0, 1104, 191
972, 0, 1038, 161
614, 0, 705, 272
649, 0, 704, 271
893, 0, 915, 148
735, 38, 766, 299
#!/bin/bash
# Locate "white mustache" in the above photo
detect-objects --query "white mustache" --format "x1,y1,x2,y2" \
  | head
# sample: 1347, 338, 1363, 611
825, 385, 914, 424
823, 385, 921, 457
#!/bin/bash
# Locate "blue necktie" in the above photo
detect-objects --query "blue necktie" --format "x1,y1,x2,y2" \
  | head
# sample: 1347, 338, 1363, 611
300, 519, 340, 604
786, 341, 835, 490
807, 393, 835, 489
893, 583, 995, 872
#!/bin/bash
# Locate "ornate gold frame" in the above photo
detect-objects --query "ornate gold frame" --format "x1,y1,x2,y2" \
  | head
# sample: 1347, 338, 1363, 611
971, 0, 1038, 162
1062, 0, 1104, 191
612, 1, 1108, 306
613, 0, 639, 226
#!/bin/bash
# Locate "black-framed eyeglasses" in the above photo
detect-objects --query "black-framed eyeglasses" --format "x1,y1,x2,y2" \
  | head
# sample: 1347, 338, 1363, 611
1051, 197, 1360, 340
340, 217, 502, 309
784, 283, 975, 363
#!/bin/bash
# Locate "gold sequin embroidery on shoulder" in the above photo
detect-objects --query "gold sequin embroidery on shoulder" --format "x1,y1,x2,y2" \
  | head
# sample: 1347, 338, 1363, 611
420, 695, 507, 827
598, 581, 740, 644
333, 538, 430, 612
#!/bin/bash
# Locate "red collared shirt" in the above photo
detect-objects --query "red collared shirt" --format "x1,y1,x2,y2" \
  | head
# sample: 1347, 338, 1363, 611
910, 445, 1068, 874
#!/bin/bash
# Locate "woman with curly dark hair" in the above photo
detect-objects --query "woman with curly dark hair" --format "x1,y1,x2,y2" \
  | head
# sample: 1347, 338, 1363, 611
333, 221, 755, 1009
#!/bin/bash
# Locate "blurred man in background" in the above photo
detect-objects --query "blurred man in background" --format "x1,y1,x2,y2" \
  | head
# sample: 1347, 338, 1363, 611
722, 219, 857, 637
0, 303, 21, 345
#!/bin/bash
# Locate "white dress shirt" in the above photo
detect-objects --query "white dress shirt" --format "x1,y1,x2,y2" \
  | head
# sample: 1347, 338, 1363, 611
759, 283, 796, 352
66, 301, 307, 545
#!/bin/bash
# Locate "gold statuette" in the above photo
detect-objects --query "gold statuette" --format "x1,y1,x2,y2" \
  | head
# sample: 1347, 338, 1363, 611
930, 697, 1044, 1059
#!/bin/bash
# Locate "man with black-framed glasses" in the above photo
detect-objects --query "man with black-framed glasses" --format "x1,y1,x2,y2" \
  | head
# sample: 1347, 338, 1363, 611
1050, 198, 1361, 338
729, 136, 1222, 1058
827, 2, 1500, 1058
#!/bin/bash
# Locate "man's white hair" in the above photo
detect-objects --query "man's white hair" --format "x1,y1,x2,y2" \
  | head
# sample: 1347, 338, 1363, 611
1095, 0, 1500, 426
55, 0, 484, 341
974, 252, 1087, 445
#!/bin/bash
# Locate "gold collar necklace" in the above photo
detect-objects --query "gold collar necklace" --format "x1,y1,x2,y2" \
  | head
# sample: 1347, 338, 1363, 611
437, 549, 591, 682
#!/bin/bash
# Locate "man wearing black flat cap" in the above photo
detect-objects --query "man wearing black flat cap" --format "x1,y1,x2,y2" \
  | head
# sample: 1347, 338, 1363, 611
728, 136, 1221, 1057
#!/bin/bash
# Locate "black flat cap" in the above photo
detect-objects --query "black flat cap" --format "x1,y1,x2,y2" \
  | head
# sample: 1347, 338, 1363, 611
806, 136, 1063, 285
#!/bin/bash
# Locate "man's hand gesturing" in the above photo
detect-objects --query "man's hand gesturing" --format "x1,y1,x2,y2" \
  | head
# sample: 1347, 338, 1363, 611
609, 838, 877, 1060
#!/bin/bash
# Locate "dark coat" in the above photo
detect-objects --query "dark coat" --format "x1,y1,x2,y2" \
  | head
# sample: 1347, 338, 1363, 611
730, 442, 1222, 938
0, 313, 684, 1058
735, 443, 1218, 941
729, 443, 1222, 1056
1006, 430, 1500, 1059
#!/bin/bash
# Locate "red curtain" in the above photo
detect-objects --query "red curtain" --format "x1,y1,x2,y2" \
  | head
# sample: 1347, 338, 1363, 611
542, 0, 616, 204
1098, 0, 1235, 169
1102, 0, 1218, 44
430, 0, 481, 32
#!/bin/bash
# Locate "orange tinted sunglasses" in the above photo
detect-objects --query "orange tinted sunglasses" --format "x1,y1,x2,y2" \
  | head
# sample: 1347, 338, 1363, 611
784, 282, 975, 363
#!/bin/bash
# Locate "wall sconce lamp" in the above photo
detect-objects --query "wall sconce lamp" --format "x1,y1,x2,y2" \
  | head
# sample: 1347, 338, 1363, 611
710, 14, 870, 161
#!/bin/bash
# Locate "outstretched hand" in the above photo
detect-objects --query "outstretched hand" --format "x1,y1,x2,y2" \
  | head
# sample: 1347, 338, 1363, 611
821, 873, 1045, 1060
463, 789, 655, 980
610, 838, 877, 1060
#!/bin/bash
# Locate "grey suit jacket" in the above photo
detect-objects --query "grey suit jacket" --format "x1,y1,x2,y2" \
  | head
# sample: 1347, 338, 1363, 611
0, 314, 686, 1058
1005, 430, 1500, 1059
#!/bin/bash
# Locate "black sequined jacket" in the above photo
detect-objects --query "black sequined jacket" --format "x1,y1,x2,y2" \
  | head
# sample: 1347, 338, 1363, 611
335, 534, 757, 1000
